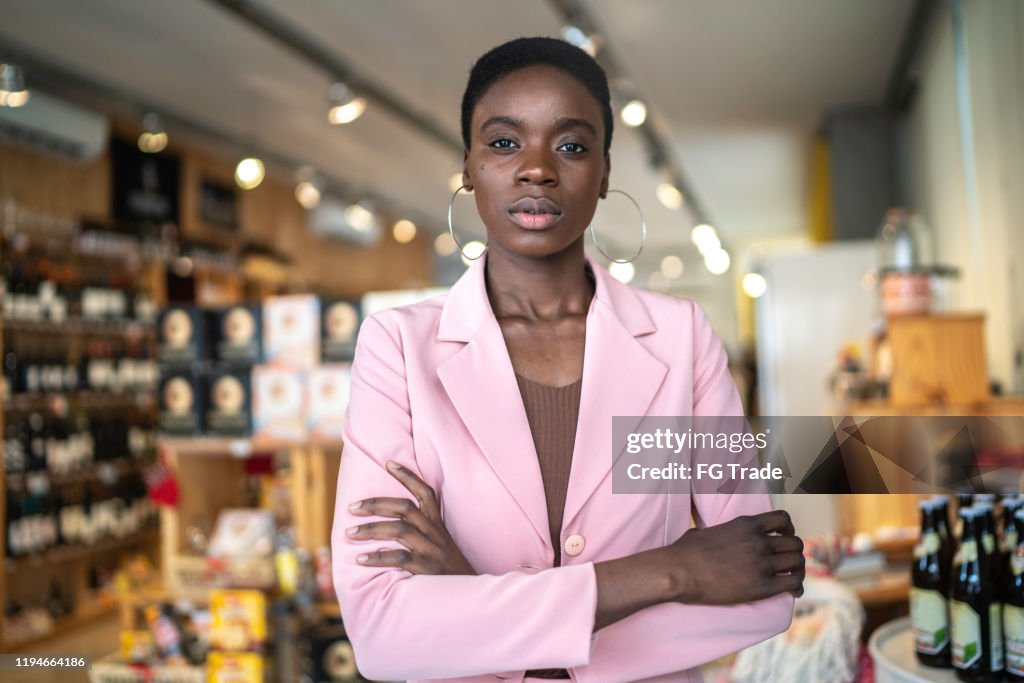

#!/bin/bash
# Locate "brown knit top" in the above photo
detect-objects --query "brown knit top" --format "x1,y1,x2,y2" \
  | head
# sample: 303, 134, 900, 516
516, 373, 581, 680
514, 372, 582, 567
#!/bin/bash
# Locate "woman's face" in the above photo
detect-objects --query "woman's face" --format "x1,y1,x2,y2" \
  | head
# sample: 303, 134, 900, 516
464, 65, 610, 260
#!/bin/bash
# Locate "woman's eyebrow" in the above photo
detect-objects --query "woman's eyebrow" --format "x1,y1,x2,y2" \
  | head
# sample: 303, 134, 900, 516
480, 115, 522, 131
553, 117, 597, 136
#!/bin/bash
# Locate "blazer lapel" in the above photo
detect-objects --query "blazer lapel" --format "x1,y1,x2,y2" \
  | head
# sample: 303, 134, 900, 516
436, 256, 550, 547
561, 263, 668, 529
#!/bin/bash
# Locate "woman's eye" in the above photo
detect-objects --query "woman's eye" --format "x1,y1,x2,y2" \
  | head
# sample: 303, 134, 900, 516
558, 142, 587, 154
489, 138, 518, 149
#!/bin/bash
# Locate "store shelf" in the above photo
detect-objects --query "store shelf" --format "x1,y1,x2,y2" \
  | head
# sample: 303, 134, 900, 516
3, 600, 120, 650
5, 457, 149, 491
159, 436, 343, 458
2, 316, 154, 338
5, 527, 160, 575
3, 389, 156, 414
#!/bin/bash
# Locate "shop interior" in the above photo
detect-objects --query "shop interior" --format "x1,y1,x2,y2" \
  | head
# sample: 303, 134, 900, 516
1, 1, 1023, 682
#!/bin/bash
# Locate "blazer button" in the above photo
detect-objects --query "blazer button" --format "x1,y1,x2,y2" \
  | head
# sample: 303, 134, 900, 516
564, 534, 585, 557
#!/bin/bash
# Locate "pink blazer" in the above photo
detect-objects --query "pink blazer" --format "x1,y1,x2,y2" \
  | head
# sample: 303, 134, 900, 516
332, 254, 794, 683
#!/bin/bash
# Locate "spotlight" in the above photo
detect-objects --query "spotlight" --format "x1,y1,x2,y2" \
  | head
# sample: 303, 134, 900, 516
235, 157, 265, 190
656, 183, 683, 210
344, 202, 375, 232
0, 63, 30, 108
704, 248, 731, 275
620, 100, 647, 127
393, 219, 416, 244
460, 240, 486, 266
434, 233, 457, 257
691, 224, 720, 254
327, 82, 366, 124
137, 113, 168, 153
608, 262, 635, 284
742, 272, 767, 298
660, 255, 684, 279
295, 177, 322, 209
560, 25, 599, 57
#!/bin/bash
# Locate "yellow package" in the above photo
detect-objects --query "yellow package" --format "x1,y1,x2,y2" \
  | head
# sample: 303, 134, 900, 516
210, 590, 267, 651
120, 630, 156, 663
208, 652, 263, 683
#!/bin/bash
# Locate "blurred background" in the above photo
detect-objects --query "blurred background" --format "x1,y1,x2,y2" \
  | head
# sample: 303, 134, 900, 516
0, 1, 1022, 681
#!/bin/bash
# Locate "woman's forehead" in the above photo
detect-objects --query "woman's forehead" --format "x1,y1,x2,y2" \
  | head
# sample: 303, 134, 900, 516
472, 65, 602, 126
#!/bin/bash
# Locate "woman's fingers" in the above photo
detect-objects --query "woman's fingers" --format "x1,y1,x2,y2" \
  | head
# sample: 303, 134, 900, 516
767, 550, 805, 575
765, 534, 804, 554
346, 520, 430, 549
385, 461, 441, 518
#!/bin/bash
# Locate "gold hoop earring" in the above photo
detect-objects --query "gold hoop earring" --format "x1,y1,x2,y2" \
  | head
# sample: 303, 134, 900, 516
589, 189, 646, 264
447, 185, 485, 260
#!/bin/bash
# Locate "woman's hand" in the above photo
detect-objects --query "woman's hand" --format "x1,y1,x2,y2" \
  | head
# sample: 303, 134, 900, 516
662, 509, 805, 605
345, 461, 476, 576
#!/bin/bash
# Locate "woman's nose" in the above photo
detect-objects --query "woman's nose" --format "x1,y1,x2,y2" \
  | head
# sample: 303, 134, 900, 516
515, 148, 559, 186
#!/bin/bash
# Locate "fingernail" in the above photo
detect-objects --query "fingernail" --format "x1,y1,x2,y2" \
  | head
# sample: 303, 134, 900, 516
356, 554, 369, 563
346, 526, 358, 537
348, 501, 362, 511
386, 461, 401, 471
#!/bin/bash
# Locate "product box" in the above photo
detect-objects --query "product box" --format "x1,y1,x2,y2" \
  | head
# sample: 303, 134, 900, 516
263, 295, 320, 369
158, 306, 205, 366
208, 652, 264, 683
307, 363, 351, 441
252, 365, 306, 442
159, 369, 203, 436
213, 305, 263, 366
210, 590, 267, 652
320, 299, 361, 362
205, 368, 253, 437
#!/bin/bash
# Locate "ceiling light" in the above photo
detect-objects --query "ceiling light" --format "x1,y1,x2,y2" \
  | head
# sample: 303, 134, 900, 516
660, 255, 684, 279
742, 272, 767, 298
620, 100, 647, 127
393, 219, 416, 244
434, 232, 457, 257
691, 224, 720, 254
656, 183, 683, 210
460, 240, 486, 266
327, 82, 366, 124
137, 113, 168, 154
0, 63, 30, 108
608, 261, 635, 284
295, 178, 322, 209
235, 157, 265, 190
704, 248, 731, 275
344, 202, 375, 232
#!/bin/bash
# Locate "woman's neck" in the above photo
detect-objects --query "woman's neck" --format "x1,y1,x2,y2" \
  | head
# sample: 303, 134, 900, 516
484, 246, 594, 323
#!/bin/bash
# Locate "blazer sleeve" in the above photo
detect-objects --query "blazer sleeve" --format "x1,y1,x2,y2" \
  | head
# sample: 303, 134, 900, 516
573, 300, 794, 683
331, 314, 599, 681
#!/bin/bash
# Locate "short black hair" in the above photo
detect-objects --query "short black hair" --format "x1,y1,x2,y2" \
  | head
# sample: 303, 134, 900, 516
461, 36, 613, 154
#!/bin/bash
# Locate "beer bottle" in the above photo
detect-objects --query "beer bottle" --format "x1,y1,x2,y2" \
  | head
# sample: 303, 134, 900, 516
1004, 507, 1024, 680
958, 494, 975, 539
951, 508, 1004, 681
933, 495, 954, 570
912, 500, 951, 667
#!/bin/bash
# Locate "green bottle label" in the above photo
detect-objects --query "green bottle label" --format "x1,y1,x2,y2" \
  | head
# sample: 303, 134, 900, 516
1005, 604, 1024, 674
952, 599, 981, 669
911, 588, 949, 654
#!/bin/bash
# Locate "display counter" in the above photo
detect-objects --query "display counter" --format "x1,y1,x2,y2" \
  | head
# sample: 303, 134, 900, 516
868, 617, 957, 683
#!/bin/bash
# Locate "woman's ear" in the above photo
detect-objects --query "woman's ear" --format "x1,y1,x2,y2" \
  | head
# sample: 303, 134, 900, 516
462, 150, 473, 191
599, 153, 611, 199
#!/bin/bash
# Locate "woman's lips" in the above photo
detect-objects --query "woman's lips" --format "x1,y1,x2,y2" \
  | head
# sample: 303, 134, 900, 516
509, 211, 561, 230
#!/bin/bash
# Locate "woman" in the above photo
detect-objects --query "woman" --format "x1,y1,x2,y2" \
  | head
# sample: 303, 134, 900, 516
332, 37, 805, 683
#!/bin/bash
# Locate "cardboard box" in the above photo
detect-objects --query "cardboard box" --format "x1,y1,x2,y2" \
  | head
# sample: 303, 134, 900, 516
208, 652, 264, 683
158, 306, 206, 366
320, 299, 361, 362
251, 365, 306, 442
210, 589, 267, 652
263, 295, 320, 369
214, 305, 263, 366
307, 363, 351, 441
159, 369, 203, 436
205, 368, 253, 437
888, 313, 989, 406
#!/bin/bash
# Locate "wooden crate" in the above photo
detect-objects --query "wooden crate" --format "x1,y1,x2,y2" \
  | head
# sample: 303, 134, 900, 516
887, 313, 989, 407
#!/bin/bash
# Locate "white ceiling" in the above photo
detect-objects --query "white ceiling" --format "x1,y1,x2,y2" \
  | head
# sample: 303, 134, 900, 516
0, 0, 914, 284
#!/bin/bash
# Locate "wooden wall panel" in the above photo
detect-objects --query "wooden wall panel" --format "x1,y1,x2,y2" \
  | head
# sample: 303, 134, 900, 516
0, 139, 110, 220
